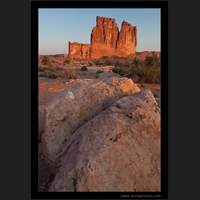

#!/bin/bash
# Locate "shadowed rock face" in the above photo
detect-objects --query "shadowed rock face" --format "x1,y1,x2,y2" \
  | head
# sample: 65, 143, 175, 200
49, 89, 160, 192
42, 77, 140, 166
68, 16, 137, 59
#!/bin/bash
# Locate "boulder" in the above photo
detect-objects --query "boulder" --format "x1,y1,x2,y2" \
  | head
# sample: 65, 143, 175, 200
42, 77, 140, 165
49, 89, 160, 192
38, 143, 54, 192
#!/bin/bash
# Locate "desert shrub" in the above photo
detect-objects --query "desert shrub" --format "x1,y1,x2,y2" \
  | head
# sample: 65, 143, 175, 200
145, 56, 160, 66
38, 65, 78, 79
93, 59, 105, 66
96, 70, 103, 74
128, 57, 160, 83
80, 66, 88, 71
39, 70, 58, 79
64, 69, 77, 79
115, 61, 130, 68
41, 56, 49, 65
131, 58, 141, 66
102, 58, 113, 66
93, 57, 130, 67
112, 66, 127, 76
88, 61, 94, 66
97, 57, 130, 68
45, 72, 57, 79
112, 56, 160, 83
63, 59, 71, 64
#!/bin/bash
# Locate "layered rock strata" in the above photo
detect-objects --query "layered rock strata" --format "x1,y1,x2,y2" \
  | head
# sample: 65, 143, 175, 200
68, 16, 137, 59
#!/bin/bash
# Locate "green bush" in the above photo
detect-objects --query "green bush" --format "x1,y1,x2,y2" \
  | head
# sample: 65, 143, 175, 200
80, 66, 88, 71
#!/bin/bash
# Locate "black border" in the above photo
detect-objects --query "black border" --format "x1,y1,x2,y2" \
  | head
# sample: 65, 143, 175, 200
31, 1, 168, 199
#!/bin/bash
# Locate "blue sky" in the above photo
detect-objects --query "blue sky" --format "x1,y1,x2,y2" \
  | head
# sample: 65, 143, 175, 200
39, 9, 160, 55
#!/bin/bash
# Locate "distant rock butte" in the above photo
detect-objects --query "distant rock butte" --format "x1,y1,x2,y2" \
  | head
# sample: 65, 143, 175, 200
67, 16, 137, 60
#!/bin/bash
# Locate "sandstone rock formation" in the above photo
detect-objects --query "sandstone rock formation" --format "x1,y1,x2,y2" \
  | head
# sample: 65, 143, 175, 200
91, 16, 119, 49
67, 16, 137, 59
49, 89, 160, 192
38, 143, 54, 192
116, 21, 137, 55
38, 78, 68, 140
38, 78, 72, 191
42, 77, 140, 166
68, 42, 91, 59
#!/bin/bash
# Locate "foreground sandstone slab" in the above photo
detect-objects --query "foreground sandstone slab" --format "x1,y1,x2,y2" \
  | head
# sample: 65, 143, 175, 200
42, 77, 140, 165
49, 89, 160, 192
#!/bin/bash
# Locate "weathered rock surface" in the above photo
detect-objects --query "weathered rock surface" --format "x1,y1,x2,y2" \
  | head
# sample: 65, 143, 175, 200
49, 89, 160, 192
38, 78, 68, 140
68, 16, 137, 59
42, 77, 140, 165
91, 16, 119, 49
117, 21, 137, 55
68, 42, 91, 59
38, 143, 54, 192
38, 78, 72, 191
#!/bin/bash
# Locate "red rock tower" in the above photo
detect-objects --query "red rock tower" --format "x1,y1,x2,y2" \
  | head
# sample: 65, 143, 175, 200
117, 21, 137, 55
68, 16, 137, 59
91, 16, 119, 48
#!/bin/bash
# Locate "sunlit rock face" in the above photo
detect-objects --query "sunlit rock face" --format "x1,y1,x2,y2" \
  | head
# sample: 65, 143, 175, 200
67, 16, 137, 59
116, 21, 137, 55
91, 16, 119, 49
68, 42, 91, 60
